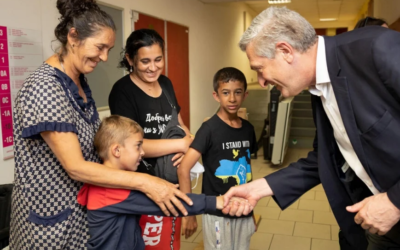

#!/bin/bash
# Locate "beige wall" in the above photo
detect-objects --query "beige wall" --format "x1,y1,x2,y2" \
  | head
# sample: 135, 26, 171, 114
373, 0, 400, 24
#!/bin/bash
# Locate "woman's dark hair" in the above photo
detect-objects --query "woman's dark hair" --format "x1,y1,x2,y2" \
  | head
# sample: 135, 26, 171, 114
119, 29, 165, 71
354, 16, 388, 29
55, 0, 116, 61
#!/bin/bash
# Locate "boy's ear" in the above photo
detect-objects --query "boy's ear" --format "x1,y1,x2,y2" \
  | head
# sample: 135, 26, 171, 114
212, 91, 220, 103
111, 144, 121, 158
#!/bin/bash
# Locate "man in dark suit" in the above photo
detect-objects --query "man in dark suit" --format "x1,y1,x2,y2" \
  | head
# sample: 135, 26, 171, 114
222, 6, 400, 250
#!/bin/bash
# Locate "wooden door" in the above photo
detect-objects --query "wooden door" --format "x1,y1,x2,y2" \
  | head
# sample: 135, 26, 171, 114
133, 12, 166, 75
315, 28, 326, 36
166, 21, 190, 128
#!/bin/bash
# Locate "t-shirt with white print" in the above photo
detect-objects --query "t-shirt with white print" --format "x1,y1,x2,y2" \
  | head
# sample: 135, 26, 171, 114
190, 114, 257, 218
109, 74, 181, 174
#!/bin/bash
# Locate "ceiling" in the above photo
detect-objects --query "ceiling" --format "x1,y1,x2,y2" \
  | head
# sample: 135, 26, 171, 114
199, 0, 366, 28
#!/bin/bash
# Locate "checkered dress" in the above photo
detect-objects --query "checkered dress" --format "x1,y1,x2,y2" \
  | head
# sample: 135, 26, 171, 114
10, 63, 101, 249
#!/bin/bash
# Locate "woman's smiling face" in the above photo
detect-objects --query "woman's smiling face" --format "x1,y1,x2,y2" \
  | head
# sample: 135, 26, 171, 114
72, 27, 115, 74
131, 44, 164, 83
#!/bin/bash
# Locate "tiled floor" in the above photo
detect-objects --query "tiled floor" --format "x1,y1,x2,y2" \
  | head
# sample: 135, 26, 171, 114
180, 148, 340, 250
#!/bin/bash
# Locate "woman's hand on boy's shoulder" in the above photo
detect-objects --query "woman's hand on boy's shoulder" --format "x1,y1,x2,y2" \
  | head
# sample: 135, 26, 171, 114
142, 176, 193, 217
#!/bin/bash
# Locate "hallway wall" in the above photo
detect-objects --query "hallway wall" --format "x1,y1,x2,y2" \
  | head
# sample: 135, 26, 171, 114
373, 0, 400, 24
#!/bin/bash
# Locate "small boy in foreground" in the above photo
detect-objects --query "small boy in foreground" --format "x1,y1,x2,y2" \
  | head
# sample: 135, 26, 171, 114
77, 115, 247, 250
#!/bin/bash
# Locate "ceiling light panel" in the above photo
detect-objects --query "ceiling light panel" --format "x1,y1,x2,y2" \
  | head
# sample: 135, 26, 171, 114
268, 0, 291, 4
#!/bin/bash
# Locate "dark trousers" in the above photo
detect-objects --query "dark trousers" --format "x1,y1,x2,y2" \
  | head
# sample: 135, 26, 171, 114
339, 230, 356, 250
366, 233, 400, 250
339, 223, 400, 250
366, 223, 400, 250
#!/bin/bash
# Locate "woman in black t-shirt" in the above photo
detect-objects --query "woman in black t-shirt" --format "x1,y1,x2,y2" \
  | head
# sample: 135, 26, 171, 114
109, 29, 192, 173
109, 29, 194, 249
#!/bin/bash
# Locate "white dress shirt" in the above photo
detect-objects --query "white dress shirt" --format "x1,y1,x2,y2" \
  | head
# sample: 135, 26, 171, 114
308, 36, 380, 195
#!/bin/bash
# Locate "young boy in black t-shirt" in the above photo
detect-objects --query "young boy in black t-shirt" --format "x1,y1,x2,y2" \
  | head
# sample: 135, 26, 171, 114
178, 67, 257, 249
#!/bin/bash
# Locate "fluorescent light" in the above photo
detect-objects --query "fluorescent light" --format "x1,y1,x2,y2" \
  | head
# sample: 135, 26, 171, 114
268, 0, 291, 4
320, 18, 337, 21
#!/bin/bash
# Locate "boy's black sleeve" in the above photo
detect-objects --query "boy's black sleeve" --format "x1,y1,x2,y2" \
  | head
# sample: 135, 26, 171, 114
190, 123, 211, 154
99, 191, 216, 216
251, 128, 258, 154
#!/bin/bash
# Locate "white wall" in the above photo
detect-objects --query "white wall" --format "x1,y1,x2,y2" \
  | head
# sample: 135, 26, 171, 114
0, 0, 45, 184
374, 0, 400, 25
0, 0, 257, 184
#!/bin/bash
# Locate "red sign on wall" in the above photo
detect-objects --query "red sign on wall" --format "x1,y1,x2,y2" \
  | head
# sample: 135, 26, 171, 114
0, 26, 43, 159
0, 26, 13, 154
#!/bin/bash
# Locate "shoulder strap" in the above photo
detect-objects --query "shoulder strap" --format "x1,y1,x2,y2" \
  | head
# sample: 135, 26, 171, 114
160, 81, 177, 110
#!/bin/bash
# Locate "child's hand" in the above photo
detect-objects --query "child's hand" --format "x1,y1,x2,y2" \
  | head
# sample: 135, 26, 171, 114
221, 196, 254, 216
172, 152, 185, 167
181, 216, 198, 239
180, 136, 193, 153
216, 196, 253, 213
228, 196, 249, 205
216, 196, 224, 210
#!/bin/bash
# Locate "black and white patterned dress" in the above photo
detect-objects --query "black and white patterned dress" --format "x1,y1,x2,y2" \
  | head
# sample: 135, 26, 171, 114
10, 63, 101, 249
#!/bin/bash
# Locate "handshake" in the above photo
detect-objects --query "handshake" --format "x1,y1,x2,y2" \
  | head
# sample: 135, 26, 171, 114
218, 178, 269, 216
215, 195, 254, 216
180, 178, 269, 239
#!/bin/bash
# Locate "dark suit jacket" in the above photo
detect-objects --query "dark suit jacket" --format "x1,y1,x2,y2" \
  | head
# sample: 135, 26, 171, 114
265, 26, 400, 249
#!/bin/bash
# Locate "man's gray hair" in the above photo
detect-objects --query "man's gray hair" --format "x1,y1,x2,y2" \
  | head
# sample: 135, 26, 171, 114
239, 7, 317, 58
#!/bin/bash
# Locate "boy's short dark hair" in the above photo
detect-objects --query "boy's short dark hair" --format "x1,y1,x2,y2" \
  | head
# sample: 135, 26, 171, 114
213, 67, 247, 92
94, 115, 144, 160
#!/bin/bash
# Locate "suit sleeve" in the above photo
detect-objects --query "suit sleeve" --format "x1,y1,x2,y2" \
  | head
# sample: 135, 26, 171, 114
100, 191, 216, 216
373, 30, 400, 209
373, 30, 400, 102
264, 95, 321, 209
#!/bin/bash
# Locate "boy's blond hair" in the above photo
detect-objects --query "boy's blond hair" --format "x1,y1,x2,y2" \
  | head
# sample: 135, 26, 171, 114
94, 115, 144, 160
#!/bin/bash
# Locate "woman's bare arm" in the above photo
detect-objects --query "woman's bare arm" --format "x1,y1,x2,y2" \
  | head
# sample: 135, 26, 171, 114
41, 131, 193, 216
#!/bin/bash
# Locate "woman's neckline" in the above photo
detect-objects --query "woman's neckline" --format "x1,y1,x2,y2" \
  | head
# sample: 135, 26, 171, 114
129, 73, 163, 99
44, 62, 92, 107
